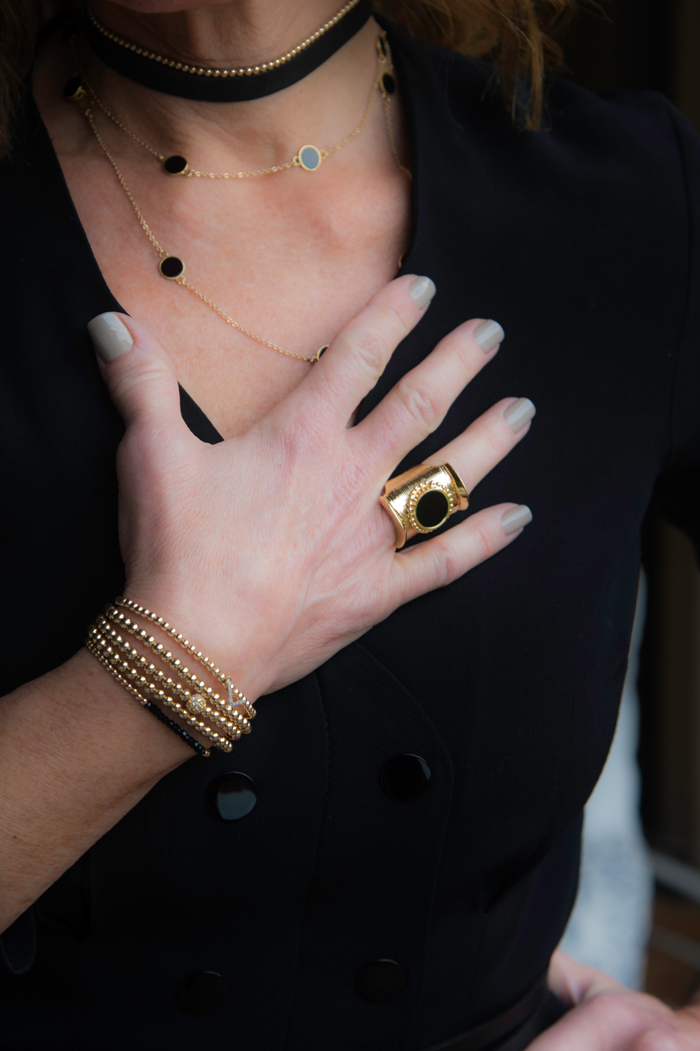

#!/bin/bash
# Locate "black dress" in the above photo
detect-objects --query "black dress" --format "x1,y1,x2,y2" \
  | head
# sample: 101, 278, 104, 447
2, 18, 700, 1051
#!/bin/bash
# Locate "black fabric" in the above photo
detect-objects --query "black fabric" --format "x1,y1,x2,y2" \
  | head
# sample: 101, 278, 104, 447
420, 976, 547, 1051
0, 911, 36, 978
421, 987, 567, 1051
80, 0, 373, 102
1, 16, 700, 1051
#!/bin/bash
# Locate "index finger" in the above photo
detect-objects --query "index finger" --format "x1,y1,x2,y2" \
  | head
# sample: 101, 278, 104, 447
296, 274, 436, 425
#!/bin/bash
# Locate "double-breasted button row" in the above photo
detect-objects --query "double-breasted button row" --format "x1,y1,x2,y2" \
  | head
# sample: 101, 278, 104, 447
178, 958, 409, 1016
183, 755, 431, 1014
205, 755, 432, 822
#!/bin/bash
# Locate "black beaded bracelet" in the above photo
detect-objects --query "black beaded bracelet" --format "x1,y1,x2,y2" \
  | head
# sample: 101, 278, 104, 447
85, 636, 211, 758
141, 697, 211, 758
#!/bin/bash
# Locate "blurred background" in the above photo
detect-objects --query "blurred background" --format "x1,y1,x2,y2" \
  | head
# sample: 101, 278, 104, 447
557, 0, 700, 1005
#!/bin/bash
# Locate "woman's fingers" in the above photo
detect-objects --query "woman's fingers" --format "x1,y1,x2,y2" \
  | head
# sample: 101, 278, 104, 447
297, 274, 437, 426
88, 312, 186, 435
526, 951, 696, 1051
355, 317, 504, 472
383, 503, 532, 611
431, 396, 536, 494
548, 949, 623, 1005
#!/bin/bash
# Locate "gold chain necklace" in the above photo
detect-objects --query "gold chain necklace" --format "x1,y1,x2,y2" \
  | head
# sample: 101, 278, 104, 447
85, 0, 364, 79
71, 36, 403, 179
72, 33, 410, 365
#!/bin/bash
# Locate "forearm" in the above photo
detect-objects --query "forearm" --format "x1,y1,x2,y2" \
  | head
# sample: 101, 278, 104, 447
0, 647, 193, 934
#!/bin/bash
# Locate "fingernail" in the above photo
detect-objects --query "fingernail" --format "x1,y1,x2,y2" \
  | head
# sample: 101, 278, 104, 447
504, 397, 536, 433
502, 505, 532, 535
88, 312, 133, 362
409, 276, 436, 309
474, 319, 505, 353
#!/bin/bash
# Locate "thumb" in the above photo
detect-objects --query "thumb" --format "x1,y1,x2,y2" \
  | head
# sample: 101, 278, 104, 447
88, 311, 183, 431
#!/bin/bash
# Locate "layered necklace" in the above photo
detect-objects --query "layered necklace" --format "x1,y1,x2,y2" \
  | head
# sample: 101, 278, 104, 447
65, 3, 410, 364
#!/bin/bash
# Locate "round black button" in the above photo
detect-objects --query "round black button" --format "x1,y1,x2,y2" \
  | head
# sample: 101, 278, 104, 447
380, 754, 432, 803
206, 772, 257, 821
355, 959, 408, 1003
177, 971, 229, 1016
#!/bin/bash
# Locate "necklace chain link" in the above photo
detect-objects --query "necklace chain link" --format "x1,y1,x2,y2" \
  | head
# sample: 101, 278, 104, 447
72, 31, 409, 364
85, 0, 364, 78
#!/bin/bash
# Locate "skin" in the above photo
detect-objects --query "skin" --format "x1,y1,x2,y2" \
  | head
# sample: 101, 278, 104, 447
2, 2, 696, 1047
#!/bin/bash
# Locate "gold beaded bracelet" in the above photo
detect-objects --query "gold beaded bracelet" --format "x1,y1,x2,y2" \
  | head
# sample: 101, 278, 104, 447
88, 627, 236, 751
114, 598, 256, 721
85, 598, 255, 756
85, 634, 211, 757
98, 613, 251, 736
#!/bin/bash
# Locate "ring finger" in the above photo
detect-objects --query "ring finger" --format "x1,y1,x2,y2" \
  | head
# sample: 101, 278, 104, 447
431, 395, 536, 496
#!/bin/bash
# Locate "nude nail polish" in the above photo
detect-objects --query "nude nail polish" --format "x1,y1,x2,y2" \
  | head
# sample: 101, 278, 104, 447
409, 276, 436, 309
88, 312, 133, 362
502, 505, 533, 535
474, 319, 505, 353
504, 398, 536, 433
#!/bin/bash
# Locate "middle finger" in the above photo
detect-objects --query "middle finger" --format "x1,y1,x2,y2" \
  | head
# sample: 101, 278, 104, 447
353, 317, 504, 473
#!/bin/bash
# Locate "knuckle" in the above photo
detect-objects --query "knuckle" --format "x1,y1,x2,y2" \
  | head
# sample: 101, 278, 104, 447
431, 541, 461, 589
396, 376, 443, 432
282, 410, 328, 461
472, 518, 497, 563
354, 329, 389, 378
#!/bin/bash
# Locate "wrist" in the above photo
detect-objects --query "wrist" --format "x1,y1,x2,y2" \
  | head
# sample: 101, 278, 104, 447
121, 581, 272, 701
105, 591, 264, 751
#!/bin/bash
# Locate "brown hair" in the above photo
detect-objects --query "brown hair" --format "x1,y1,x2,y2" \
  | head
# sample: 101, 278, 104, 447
0, 0, 577, 154
380, 0, 577, 127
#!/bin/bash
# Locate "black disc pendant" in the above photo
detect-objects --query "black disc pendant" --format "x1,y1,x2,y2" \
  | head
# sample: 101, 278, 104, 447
63, 75, 86, 103
159, 256, 185, 280
314, 345, 329, 362
381, 73, 396, 95
163, 155, 188, 176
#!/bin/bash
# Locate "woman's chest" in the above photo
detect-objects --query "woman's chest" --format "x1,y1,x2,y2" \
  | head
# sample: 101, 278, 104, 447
60, 148, 411, 437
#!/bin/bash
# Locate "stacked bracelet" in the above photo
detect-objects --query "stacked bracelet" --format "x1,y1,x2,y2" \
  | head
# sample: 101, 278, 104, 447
85, 598, 255, 757
85, 634, 211, 757
114, 598, 256, 721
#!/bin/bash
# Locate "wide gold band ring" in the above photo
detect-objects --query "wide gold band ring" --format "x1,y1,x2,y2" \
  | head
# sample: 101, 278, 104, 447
379, 463, 469, 549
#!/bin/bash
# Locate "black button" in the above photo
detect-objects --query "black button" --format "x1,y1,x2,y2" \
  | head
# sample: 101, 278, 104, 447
356, 959, 408, 1003
177, 971, 229, 1016
206, 772, 257, 821
380, 754, 431, 803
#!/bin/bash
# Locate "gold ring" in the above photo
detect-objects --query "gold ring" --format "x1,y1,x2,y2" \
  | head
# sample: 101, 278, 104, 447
379, 463, 469, 549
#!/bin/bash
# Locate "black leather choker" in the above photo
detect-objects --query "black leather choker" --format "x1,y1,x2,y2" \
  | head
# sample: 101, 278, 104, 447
80, 0, 374, 102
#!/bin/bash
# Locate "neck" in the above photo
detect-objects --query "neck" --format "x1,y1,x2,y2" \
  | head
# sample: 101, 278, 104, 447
96, 0, 356, 72
81, 1, 384, 171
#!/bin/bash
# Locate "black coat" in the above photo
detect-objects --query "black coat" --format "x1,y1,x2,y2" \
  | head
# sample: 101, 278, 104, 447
2, 19, 700, 1051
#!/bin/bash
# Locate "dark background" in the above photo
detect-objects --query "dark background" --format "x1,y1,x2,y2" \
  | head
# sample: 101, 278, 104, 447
558, 0, 700, 866
559, 0, 700, 1004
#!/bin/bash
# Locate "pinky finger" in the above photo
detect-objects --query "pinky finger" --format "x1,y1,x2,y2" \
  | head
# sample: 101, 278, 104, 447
386, 503, 532, 609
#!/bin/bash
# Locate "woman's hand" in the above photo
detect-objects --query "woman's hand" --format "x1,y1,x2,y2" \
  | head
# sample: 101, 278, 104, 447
90, 274, 533, 700
529, 950, 700, 1050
